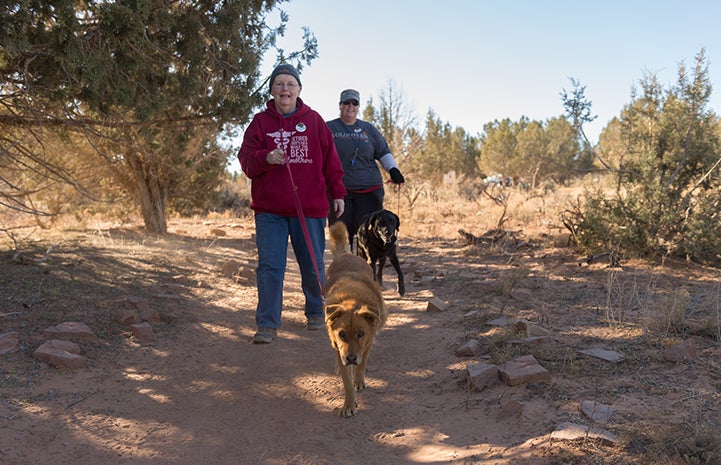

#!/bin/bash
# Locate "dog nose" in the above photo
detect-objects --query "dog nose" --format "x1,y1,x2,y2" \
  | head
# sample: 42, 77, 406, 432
345, 354, 358, 365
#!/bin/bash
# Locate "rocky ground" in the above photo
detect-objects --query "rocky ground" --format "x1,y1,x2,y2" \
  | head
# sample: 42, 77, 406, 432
1, 213, 720, 465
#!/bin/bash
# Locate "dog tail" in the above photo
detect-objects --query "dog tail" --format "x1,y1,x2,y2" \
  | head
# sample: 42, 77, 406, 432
328, 222, 351, 258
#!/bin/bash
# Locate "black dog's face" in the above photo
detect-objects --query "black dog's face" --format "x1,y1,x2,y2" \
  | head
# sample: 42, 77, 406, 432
373, 211, 399, 246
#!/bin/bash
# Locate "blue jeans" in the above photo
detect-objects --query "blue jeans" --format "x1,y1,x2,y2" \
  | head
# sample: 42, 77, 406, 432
254, 213, 326, 330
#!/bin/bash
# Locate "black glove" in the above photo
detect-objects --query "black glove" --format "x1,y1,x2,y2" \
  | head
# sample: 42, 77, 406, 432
389, 167, 405, 184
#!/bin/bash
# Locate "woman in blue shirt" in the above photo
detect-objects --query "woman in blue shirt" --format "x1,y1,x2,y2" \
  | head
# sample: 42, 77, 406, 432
326, 89, 405, 249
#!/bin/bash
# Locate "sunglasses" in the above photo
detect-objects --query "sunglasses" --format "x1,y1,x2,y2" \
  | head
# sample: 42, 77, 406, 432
342, 100, 359, 106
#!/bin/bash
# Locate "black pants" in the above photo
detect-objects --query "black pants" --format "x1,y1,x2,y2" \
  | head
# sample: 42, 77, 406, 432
328, 188, 384, 250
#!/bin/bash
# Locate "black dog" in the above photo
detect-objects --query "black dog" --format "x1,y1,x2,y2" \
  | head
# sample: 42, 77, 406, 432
356, 209, 405, 296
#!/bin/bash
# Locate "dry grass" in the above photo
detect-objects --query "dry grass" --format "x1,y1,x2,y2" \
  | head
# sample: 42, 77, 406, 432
398, 179, 574, 242
399, 180, 721, 464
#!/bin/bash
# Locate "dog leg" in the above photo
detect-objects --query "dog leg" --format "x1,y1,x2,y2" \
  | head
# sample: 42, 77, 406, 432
389, 253, 405, 296
369, 259, 381, 289
338, 355, 358, 417
353, 342, 374, 393
376, 256, 387, 290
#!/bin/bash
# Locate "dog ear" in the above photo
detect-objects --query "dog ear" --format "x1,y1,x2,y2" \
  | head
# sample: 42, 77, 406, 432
391, 211, 400, 229
325, 305, 344, 323
357, 306, 381, 326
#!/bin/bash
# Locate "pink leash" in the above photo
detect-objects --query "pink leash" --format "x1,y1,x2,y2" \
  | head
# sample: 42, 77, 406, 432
284, 161, 324, 295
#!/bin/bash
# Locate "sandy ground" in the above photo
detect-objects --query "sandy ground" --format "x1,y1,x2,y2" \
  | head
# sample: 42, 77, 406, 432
2, 217, 720, 465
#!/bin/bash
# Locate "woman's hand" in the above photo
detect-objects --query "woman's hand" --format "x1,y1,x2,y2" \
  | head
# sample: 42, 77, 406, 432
266, 148, 285, 165
389, 167, 405, 184
332, 199, 345, 218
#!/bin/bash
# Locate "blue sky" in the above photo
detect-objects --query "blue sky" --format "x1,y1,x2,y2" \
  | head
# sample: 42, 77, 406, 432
239, 1, 720, 151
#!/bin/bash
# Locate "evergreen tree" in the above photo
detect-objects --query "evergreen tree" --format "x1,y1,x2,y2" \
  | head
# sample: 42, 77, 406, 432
1, 0, 316, 233
418, 111, 480, 182
480, 116, 580, 186
480, 118, 518, 176
570, 49, 721, 263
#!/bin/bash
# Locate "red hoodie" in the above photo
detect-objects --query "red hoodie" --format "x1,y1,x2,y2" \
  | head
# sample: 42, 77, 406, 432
238, 98, 346, 218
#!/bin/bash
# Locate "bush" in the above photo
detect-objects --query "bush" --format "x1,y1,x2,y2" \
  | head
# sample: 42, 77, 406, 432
569, 50, 721, 265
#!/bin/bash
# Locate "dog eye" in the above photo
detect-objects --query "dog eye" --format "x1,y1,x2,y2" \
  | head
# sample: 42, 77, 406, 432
339, 330, 347, 341
357, 331, 364, 339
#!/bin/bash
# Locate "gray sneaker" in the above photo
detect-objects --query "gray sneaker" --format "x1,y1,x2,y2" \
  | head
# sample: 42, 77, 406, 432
252, 328, 277, 344
306, 317, 325, 331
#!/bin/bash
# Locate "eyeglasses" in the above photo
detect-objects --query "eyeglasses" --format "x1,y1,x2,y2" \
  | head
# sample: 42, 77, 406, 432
342, 100, 359, 106
273, 82, 299, 90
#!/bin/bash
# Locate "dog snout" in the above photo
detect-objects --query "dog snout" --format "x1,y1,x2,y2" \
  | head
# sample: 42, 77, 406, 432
380, 232, 394, 245
344, 353, 358, 365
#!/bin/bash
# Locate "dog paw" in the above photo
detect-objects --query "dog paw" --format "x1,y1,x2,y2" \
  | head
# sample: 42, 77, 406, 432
340, 406, 358, 417
354, 381, 365, 392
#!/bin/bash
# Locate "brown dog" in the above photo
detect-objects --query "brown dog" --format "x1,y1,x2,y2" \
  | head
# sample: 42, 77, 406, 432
324, 222, 388, 417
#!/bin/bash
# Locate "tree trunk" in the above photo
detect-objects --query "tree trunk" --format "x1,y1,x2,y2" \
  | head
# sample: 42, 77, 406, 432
127, 152, 168, 234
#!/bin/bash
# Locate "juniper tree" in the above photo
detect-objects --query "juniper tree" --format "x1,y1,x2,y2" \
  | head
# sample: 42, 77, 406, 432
1, 0, 316, 233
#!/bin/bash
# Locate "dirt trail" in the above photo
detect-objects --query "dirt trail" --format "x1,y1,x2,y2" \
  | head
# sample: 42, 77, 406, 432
1, 225, 559, 465
5, 220, 719, 464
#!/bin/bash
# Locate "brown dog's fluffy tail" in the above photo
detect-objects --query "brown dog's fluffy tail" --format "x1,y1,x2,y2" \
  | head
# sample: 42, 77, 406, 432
329, 222, 351, 259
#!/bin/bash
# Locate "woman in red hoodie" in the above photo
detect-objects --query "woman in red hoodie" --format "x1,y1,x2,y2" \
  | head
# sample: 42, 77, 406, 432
238, 64, 346, 344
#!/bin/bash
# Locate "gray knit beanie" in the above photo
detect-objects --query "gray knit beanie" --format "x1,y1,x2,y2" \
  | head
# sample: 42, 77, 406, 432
269, 64, 302, 92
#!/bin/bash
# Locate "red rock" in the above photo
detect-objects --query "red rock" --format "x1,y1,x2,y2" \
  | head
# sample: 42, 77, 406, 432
514, 319, 551, 336
581, 400, 616, 424
456, 339, 483, 357
485, 316, 511, 327
222, 260, 241, 278
551, 421, 618, 446
426, 297, 448, 312
115, 308, 139, 326
33, 339, 85, 369
578, 348, 624, 363
238, 266, 255, 280
126, 296, 151, 312
498, 354, 551, 386
222, 260, 254, 284
0, 331, 20, 354
139, 307, 161, 323
467, 362, 498, 391
663, 339, 697, 362
507, 336, 551, 346
42, 322, 98, 341
131, 322, 156, 342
